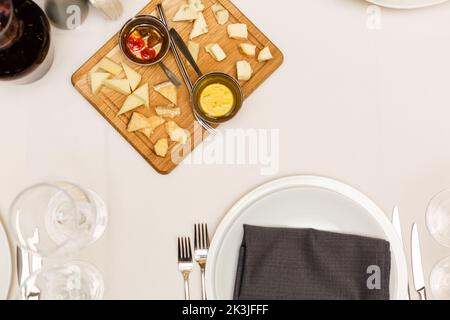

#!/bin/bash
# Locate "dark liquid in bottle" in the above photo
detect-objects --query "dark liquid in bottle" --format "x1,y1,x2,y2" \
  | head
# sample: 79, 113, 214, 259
0, 0, 51, 81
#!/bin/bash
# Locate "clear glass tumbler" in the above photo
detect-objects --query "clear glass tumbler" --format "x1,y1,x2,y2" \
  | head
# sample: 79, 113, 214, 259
9, 181, 108, 258
19, 261, 104, 300
426, 189, 450, 247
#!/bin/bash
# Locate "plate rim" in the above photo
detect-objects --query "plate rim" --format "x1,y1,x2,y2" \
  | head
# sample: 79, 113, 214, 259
0, 217, 12, 300
366, 0, 448, 9
205, 175, 408, 300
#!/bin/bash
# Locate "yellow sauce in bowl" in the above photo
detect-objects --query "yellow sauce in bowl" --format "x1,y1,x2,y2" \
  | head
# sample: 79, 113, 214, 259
199, 83, 235, 118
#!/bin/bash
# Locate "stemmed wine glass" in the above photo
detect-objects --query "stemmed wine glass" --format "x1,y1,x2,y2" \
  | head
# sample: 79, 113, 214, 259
9, 181, 108, 258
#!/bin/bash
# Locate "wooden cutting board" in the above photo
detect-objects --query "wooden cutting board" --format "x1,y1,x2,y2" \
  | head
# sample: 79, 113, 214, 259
71, 0, 283, 174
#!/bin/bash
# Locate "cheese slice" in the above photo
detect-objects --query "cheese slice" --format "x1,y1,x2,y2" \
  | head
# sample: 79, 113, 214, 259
239, 43, 256, 57
188, 0, 204, 12
127, 112, 151, 132
258, 46, 273, 62
211, 4, 229, 25
118, 94, 144, 115
188, 41, 200, 63
156, 106, 181, 118
132, 83, 149, 108
205, 43, 226, 62
190, 13, 208, 39
103, 79, 131, 95
140, 128, 152, 138
227, 23, 248, 40
154, 138, 169, 157
154, 81, 177, 104
173, 4, 198, 22
90, 72, 110, 94
166, 121, 188, 145
236, 60, 253, 81
121, 63, 141, 91
98, 57, 122, 75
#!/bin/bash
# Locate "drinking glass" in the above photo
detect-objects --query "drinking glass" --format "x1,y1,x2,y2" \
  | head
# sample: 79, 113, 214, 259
426, 189, 450, 247
430, 256, 450, 300
9, 181, 108, 258
19, 261, 104, 300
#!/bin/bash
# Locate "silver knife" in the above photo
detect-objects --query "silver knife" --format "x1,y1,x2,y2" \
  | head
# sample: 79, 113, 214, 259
391, 206, 411, 299
411, 223, 427, 300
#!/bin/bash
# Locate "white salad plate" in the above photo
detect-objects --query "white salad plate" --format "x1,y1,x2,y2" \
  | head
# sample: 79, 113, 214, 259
206, 175, 408, 300
366, 0, 448, 9
0, 218, 12, 299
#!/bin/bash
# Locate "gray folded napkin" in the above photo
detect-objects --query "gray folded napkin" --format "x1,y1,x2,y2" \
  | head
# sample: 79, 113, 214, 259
233, 225, 391, 300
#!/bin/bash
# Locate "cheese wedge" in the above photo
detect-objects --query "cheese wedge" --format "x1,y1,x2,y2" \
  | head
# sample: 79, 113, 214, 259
103, 79, 131, 95
154, 138, 169, 157
227, 24, 248, 40
132, 83, 149, 108
188, 41, 200, 63
128, 113, 165, 132
121, 63, 141, 91
205, 43, 226, 62
173, 4, 198, 22
156, 106, 181, 118
258, 46, 273, 62
211, 4, 229, 25
141, 128, 152, 138
190, 13, 208, 39
98, 57, 122, 75
188, 0, 204, 12
154, 81, 177, 104
236, 60, 253, 81
118, 94, 144, 115
90, 72, 110, 94
166, 121, 188, 145
239, 43, 256, 57
127, 112, 151, 132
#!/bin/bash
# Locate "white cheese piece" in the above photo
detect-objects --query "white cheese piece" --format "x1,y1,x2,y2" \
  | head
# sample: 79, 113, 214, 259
154, 138, 169, 157
188, 41, 200, 63
132, 83, 149, 108
103, 79, 131, 95
166, 121, 188, 145
121, 63, 141, 91
227, 23, 248, 40
188, 0, 204, 12
156, 106, 181, 118
154, 81, 177, 105
118, 94, 144, 115
258, 46, 274, 62
236, 60, 253, 81
190, 13, 208, 39
239, 43, 256, 57
173, 4, 198, 22
90, 72, 110, 94
141, 128, 152, 138
127, 112, 150, 132
211, 4, 229, 25
206, 43, 226, 62
98, 57, 122, 75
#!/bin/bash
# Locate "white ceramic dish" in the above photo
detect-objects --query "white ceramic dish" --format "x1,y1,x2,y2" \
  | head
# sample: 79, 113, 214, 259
0, 218, 12, 299
366, 0, 448, 9
206, 175, 408, 300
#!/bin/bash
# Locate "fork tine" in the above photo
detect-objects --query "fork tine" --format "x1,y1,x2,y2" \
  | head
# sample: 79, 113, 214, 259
205, 224, 210, 248
187, 237, 192, 259
177, 237, 182, 260
183, 237, 187, 259
194, 224, 198, 250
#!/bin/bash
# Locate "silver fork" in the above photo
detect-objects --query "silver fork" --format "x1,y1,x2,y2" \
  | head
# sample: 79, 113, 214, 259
194, 223, 210, 300
177, 237, 193, 300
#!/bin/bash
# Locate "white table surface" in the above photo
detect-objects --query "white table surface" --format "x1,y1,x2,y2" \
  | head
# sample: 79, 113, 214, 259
2, 0, 450, 299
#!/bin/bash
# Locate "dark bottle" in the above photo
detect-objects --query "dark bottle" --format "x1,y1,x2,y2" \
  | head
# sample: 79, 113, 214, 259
0, 0, 53, 84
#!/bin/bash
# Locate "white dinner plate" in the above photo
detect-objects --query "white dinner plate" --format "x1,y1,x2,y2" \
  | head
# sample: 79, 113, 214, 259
0, 218, 12, 299
366, 0, 448, 9
206, 175, 408, 300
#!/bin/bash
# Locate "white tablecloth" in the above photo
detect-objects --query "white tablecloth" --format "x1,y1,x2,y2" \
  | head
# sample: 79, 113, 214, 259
1, 0, 450, 299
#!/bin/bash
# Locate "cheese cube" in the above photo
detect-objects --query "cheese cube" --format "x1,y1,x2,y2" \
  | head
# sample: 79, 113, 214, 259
227, 24, 248, 40
239, 43, 256, 57
258, 46, 273, 62
237, 60, 253, 81
206, 43, 226, 62
211, 4, 229, 25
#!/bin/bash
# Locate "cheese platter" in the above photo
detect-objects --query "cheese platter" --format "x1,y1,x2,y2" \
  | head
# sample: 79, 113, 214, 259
71, 0, 284, 174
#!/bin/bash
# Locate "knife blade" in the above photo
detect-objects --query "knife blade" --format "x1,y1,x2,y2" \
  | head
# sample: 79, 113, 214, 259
411, 223, 427, 300
391, 206, 411, 299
